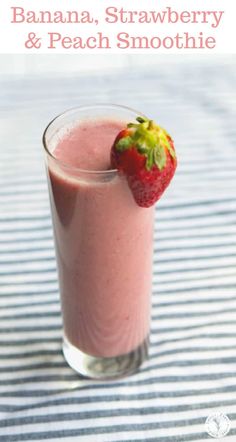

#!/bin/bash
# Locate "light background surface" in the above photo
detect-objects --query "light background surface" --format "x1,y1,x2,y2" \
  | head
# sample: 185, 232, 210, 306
0, 54, 236, 441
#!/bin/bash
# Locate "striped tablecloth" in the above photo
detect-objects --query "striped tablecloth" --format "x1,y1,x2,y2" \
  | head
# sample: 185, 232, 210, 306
1, 57, 236, 441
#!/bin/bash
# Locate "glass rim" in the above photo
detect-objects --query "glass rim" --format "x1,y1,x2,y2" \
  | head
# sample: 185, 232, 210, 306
42, 103, 146, 175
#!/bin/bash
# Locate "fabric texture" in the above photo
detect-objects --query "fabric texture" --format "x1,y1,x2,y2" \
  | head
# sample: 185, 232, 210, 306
0, 58, 236, 441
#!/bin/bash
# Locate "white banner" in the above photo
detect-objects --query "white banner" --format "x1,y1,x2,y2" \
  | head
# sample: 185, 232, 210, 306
0, 0, 235, 54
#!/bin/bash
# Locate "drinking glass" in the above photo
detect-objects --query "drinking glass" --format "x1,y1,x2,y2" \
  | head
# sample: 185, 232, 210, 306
43, 104, 154, 379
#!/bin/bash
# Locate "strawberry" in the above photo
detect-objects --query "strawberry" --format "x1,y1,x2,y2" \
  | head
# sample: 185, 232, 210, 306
111, 116, 177, 208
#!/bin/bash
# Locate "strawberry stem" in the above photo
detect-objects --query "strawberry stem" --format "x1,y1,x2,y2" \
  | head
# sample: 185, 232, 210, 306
148, 120, 155, 130
116, 116, 176, 171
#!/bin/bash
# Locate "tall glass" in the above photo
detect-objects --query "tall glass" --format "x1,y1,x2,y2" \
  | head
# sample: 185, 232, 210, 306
43, 104, 154, 379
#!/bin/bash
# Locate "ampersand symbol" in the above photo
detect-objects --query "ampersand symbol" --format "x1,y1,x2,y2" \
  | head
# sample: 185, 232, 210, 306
25, 33, 41, 49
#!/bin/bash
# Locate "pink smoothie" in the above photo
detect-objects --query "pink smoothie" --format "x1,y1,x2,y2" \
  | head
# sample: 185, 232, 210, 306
47, 118, 154, 358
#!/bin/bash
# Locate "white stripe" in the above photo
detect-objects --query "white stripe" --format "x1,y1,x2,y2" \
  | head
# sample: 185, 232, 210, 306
0, 401, 234, 426
0, 412, 235, 439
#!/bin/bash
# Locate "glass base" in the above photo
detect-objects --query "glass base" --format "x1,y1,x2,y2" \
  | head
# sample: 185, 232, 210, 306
62, 336, 149, 380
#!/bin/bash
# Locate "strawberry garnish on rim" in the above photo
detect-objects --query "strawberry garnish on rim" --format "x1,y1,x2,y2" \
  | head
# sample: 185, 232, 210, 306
111, 116, 177, 208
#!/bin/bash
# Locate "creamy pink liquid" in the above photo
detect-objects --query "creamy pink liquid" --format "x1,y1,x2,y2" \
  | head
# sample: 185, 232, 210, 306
48, 118, 154, 358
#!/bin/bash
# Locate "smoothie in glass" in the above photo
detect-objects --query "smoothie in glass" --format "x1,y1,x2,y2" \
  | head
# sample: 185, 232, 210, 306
43, 105, 154, 379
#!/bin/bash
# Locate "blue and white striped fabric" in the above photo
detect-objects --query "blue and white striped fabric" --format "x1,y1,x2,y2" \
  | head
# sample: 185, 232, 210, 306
1, 57, 236, 441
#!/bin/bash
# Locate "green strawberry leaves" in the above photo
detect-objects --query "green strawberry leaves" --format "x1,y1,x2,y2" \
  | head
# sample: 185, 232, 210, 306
153, 145, 166, 170
115, 116, 176, 172
116, 136, 133, 151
